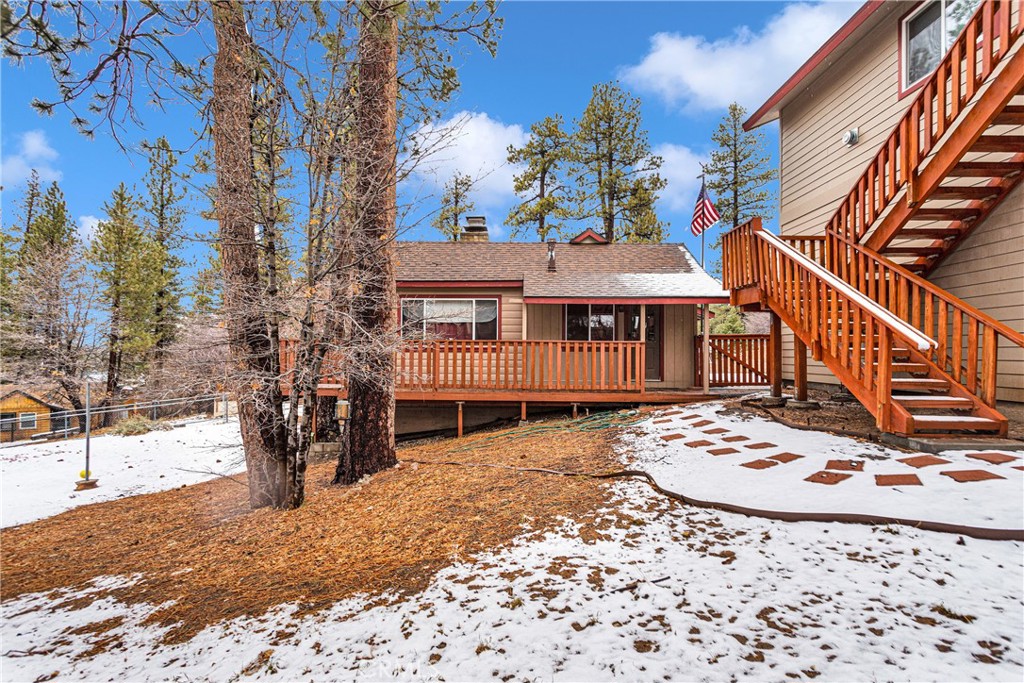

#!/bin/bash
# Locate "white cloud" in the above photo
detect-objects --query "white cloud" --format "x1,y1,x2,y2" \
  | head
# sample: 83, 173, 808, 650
77, 215, 100, 242
408, 111, 528, 211
655, 143, 707, 213
1, 129, 62, 187
620, 2, 859, 112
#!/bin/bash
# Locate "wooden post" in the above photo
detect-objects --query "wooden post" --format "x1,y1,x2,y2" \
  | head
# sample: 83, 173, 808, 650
520, 401, 527, 421
769, 312, 783, 398
572, 403, 578, 419
794, 337, 808, 402
456, 402, 464, 438
702, 304, 711, 395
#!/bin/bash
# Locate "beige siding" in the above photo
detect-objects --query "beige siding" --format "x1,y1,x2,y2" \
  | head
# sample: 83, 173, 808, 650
527, 304, 563, 340
399, 287, 523, 340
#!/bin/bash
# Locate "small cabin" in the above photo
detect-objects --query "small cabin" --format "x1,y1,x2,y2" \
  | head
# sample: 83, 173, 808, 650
0, 389, 78, 443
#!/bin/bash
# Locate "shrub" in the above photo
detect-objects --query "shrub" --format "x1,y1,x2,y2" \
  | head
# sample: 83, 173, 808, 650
111, 415, 163, 436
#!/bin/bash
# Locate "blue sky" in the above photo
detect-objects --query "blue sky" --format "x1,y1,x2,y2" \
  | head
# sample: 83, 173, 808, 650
1, 1, 860, 280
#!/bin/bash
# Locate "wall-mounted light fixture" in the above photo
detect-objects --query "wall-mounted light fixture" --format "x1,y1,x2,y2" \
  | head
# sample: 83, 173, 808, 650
842, 128, 859, 146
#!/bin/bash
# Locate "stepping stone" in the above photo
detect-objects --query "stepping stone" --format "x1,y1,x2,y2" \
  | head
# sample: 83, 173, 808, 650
940, 469, 1005, 483
708, 447, 739, 456
826, 459, 864, 472
681, 414, 702, 420
1014, 466, 1024, 472
966, 452, 1020, 466
722, 435, 750, 443
745, 442, 776, 450
898, 454, 951, 468
805, 471, 852, 485
875, 474, 922, 487
770, 452, 804, 464
685, 439, 715, 448
660, 433, 686, 442
691, 419, 714, 427
703, 427, 729, 435
742, 459, 778, 470
652, 418, 673, 425
661, 410, 685, 417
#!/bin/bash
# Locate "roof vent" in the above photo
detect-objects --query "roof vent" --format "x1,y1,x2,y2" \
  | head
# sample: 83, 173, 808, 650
461, 216, 489, 242
547, 238, 556, 272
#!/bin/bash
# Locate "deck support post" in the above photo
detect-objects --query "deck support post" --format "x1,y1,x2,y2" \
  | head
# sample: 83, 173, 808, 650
572, 403, 578, 419
794, 337, 808, 402
702, 304, 711, 395
769, 312, 783, 399
521, 401, 527, 421
456, 401, 464, 438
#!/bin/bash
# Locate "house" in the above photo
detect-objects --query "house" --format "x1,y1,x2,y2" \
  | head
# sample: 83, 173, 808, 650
284, 218, 733, 435
722, 0, 1023, 440
0, 388, 78, 443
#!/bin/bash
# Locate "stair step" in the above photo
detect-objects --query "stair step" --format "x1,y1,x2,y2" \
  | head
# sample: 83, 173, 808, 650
892, 377, 949, 392
875, 362, 930, 374
971, 135, 1024, 153
910, 414, 1004, 433
993, 105, 1024, 126
895, 395, 975, 409
948, 160, 1023, 178
898, 227, 964, 239
929, 185, 1003, 201
883, 246, 946, 256
912, 208, 982, 221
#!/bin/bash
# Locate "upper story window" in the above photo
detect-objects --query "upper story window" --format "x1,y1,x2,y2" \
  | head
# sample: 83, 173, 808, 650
903, 0, 981, 90
401, 298, 498, 340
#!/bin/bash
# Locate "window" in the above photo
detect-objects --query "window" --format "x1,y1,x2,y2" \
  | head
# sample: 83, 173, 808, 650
18, 412, 37, 430
902, 0, 982, 90
51, 411, 70, 432
565, 304, 616, 341
401, 298, 498, 340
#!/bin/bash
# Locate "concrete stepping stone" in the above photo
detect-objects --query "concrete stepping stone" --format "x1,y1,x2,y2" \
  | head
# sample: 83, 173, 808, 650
660, 433, 686, 442
805, 471, 852, 485
769, 452, 804, 464
940, 469, 1005, 483
708, 447, 739, 456
691, 419, 714, 427
898, 454, 950, 468
966, 452, 1020, 465
745, 442, 776, 450
685, 439, 715, 448
826, 459, 864, 472
660, 410, 685, 417
741, 459, 778, 470
652, 418, 673, 425
680, 414, 702, 420
875, 474, 922, 487
722, 435, 750, 443
703, 427, 730, 435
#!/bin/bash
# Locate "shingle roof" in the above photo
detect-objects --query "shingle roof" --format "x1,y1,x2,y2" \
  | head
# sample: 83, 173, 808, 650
396, 241, 728, 301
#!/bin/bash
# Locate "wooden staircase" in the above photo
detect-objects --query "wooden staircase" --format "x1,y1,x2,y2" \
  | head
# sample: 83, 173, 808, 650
722, 2, 1024, 440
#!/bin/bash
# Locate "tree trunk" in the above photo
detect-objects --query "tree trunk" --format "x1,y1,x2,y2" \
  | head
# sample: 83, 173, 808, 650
337, 0, 398, 485
211, 0, 289, 508
315, 395, 340, 442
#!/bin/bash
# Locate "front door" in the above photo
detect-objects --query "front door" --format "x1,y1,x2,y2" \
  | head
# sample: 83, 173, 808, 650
645, 305, 662, 381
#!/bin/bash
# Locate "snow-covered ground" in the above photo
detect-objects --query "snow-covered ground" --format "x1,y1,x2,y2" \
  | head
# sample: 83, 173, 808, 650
624, 402, 1024, 530
2, 404, 1022, 681
0, 417, 245, 528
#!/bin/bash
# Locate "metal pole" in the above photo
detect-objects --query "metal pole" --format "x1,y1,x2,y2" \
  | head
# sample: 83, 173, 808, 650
223, 392, 229, 423
84, 381, 91, 480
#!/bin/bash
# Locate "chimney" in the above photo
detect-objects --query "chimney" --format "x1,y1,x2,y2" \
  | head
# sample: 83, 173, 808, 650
460, 216, 489, 242
547, 238, 556, 272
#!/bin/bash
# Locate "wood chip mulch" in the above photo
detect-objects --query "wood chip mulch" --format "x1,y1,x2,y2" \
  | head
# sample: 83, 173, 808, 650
0, 425, 619, 644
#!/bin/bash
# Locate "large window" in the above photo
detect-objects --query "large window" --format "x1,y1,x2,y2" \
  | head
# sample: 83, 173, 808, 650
401, 298, 498, 340
565, 304, 615, 341
903, 0, 981, 90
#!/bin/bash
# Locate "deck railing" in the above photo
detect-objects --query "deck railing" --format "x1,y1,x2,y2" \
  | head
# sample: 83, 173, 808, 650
280, 339, 646, 395
694, 334, 770, 387
827, 0, 1022, 245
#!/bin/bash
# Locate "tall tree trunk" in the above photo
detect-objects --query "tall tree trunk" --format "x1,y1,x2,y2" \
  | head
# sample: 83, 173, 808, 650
338, 0, 398, 485
211, 0, 288, 508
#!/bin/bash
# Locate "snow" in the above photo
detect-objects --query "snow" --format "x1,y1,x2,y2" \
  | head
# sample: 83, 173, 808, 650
0, 417, 245, 528
621, 402, 1024, 530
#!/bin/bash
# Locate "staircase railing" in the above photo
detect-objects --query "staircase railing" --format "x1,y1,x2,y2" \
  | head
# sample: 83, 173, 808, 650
827, 0, 1023, 245
825, 233, 1024, 407
723, 218, 936, 432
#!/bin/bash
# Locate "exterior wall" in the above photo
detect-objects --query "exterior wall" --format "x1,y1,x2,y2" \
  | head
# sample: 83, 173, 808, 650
775, 4, 1024, 401
0, 395, 54, 442
398, 286, 524, 340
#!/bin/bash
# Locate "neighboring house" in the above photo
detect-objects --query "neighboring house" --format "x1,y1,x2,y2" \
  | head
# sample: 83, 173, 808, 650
0, 389, 78, 443
284, 219, 732, 434
724, 0, 1022, 439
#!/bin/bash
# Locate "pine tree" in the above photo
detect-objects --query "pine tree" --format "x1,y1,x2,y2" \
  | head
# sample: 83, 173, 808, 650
21, 180, 75, 255
705, 102, 776, 231
190, 246, 224, 316
708, 303, 746, 334
506, 115, 573, 241
89, 184, 164, 395
570, 81, 667, 242
142, 137, 186, 369
432, 172, 475, 240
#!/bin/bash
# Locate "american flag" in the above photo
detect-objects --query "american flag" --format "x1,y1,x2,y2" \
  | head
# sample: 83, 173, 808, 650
691, 179, 720, 236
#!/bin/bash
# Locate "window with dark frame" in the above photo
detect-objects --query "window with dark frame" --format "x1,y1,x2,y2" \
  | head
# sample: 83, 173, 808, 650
902, 0, 982, 90
565, 303, 627, 341
400, 298, 499, 340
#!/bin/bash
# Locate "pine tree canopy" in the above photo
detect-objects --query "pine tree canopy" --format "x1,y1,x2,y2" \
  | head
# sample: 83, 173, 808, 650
505, 115, 574, 241
432, 172, 475, 240
705, 102, 776, 231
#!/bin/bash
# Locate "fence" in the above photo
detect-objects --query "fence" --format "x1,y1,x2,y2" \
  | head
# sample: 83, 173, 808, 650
694, 334, 771, 387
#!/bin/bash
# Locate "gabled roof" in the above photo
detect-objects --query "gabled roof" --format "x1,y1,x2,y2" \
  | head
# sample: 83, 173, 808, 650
744, 1, 889, 131
0, 389, 67, 411
569, 228, 609, 244
396, 241, 728, 302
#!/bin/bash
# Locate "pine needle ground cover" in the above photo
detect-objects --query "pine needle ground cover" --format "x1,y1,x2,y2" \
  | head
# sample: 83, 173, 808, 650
1, 423, 621, 645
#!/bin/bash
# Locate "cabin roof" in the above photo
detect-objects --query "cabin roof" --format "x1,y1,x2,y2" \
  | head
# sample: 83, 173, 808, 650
396, 241, 728, 301
0, 388, 67, 411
